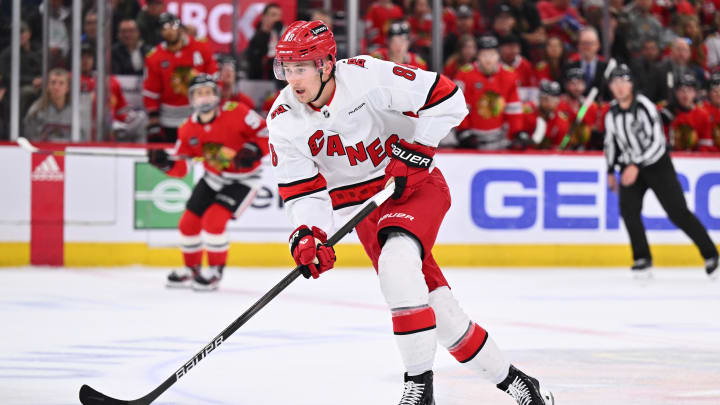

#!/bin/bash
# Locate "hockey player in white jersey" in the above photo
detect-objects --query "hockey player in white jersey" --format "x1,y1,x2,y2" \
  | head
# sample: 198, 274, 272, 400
267, 20, 554, 405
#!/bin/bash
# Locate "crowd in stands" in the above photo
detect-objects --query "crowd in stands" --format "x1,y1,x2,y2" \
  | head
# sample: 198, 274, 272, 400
0, 0, 719, 152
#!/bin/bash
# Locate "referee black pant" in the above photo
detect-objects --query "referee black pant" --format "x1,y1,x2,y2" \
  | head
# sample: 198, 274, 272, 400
619, 153, 718, 262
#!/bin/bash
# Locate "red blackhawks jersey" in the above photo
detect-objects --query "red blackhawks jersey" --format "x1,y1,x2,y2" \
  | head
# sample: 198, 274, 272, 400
364, 3, 405, 49
453, 62, 523, 141
143, 36, 218, 128
522, 103, 570, 148
557, 96, 599, 148
666, 104, 714, 151
699, 101, 720, 151
167, 101, 269, 190
370, 48, 428, 70
504, 55, 537, 103
266, 56, 466, 232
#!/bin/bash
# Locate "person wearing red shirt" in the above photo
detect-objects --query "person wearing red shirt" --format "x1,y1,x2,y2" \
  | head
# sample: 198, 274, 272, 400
557, 67, 600, 149
536, 0, 585, 46
143, 13, 218, 143
499, 34, 536, 103
364, 0, 404, 51
147, 75, 269, 291
217, 57, 256, 109
454, 35, 524, 149
371, 20, 428, 70
700, 73, 720, 151
660, 74, 714, 151
523, 80, 570, 148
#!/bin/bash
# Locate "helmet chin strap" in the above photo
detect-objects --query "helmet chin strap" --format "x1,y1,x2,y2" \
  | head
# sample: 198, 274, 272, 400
310, 64, 335, 104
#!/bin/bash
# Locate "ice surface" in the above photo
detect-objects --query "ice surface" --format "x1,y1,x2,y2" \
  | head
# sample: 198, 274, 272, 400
1, 266, 719, 405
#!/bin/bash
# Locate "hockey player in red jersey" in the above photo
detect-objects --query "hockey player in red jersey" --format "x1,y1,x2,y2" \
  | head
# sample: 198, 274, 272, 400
370, 20, 428, 70
143, 13, 218, 143
267, 20, 554, 405
148, 74, 268, 291
524, 80, 571, 148
556, 67, 600, 149
699, 73, 720, 152
454, 35, 524, 149
659, 74, 714, 151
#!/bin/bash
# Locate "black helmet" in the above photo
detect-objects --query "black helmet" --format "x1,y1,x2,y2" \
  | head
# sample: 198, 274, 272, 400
158, 12, 181, 28
608, 64, 633, 83
565, 67, 584, 82
676, 73, 698, 89
477, 35, 499, 50
539, 80, 562, 96
709, 72, 720, 89
188, 74, 220, 113
387, 20, 410, 38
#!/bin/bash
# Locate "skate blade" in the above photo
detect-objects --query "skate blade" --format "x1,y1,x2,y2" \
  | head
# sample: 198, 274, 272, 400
632, 268, 653, 281
166, 280, 193, 289
192, 282, 219, 292
709, 270, 719, 280
541, 389, 554, 405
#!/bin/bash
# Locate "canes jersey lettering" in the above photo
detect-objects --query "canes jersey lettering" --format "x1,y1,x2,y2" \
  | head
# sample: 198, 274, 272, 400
267, 55, 467, 231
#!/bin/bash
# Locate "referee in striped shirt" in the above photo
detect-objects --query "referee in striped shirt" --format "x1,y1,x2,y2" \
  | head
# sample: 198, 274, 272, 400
604, 64, 718, 278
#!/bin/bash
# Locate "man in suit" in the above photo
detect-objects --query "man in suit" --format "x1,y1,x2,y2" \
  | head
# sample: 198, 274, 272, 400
566, 27, 609, 100
111, 19, 152, 76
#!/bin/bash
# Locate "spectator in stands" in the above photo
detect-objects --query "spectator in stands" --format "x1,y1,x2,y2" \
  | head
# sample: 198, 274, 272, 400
371, 20, 428, 70
82, 8, 98, 49
627, 0, 673, 54
443, 5, 477, 61
680, 15, 708, 69
566, 27, 610, 99
26, 0, 71, 68
700, 73, 720, 151
660, 73, 714, 151
522, 80, 570, 149
499, 34, 536, 103
505, 0, 546, 59
136, 0, 164, 47
658, 37, 706, 104
408, 0, 433, 62
112, 19, 151, 76
454, 35, 524, 149
490, 4, 517, 39
534, 35, 567, 83
630, 38, 665, 101
536, 0, 585, 47
0, 22, 43, 121
311, 9, 333, 30
24, 68, 73, 141
705, 12, 720, 71
245, 3, 283, 80
557, 67, 600, 149
443, 34, 477, 80
218, 57, 256, 109
364, 0, 404, 52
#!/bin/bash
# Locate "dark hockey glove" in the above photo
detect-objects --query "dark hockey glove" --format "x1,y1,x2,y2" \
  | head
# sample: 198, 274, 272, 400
289, 225, 336, 279
384, 139, 435, 201
147, 148, 173, 172
233, 142, 263, 168
147, 123, 165, 143
510, 131, 532, 150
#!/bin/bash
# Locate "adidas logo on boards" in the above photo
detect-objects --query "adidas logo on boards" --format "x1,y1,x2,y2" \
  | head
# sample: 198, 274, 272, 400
32, 155, 64, 181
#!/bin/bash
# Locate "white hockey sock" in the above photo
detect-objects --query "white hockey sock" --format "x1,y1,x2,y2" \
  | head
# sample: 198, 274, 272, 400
380, 233, 437, 376
430, 287, 510, 384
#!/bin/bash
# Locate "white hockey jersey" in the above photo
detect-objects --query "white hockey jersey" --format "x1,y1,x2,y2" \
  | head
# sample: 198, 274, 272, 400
267, 56, 468, 232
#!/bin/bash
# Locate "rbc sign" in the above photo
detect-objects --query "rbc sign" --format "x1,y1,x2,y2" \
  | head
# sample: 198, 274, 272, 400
471, 169, 720, 230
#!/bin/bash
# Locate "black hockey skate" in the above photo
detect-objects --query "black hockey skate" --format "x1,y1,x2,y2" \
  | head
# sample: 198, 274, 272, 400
497, 365, 554, 405
166, 265, 199, 288
706, 256, 719, 279
398, 370, 434, 405
631, 258, 653, 280
192, 265, 224, 291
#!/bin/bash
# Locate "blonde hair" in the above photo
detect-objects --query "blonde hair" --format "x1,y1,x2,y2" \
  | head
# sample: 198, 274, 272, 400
28, 68, 70, 119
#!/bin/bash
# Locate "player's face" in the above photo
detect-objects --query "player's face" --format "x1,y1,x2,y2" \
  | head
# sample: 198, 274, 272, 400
477, 49, 499, 74
498, 44, 518, 64
609, 77, 632, 102
284, 61, 322, 103
710, 86, 720, 105
566, 78, 585, 98
539, 94, 559, 111
191, 85, 219, 112
388, 35, 409, 56
460, 40, 477, 62
675, 86, 696, 108
162, 23, 181, 44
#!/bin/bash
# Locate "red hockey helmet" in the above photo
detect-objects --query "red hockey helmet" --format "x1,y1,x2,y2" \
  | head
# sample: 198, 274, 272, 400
273, 20, 337, 80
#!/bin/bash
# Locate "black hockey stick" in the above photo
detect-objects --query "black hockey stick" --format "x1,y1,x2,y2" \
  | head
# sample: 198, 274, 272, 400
79, 182, 396, 405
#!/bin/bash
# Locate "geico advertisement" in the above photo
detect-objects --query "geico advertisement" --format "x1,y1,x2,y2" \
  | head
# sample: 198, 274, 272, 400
435, 153, 720, 244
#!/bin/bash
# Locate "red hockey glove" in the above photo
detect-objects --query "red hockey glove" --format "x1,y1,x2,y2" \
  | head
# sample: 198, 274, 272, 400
289, 225, 336, 279
384, 139, 435, 201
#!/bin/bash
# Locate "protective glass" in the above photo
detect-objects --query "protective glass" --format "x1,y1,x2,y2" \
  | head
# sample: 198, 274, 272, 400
273, 58, 324, 81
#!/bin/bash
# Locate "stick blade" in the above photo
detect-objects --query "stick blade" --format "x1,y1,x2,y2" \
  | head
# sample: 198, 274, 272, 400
16, 137, 39, 153
79, 384, 137, 405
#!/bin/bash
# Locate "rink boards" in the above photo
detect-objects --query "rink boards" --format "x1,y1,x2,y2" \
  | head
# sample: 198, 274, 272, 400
0, 145, 718, 267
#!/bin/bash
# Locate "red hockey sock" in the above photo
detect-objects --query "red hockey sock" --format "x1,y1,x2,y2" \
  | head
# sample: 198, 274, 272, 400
202, 204, 232, 266
179, 210, 202, 267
